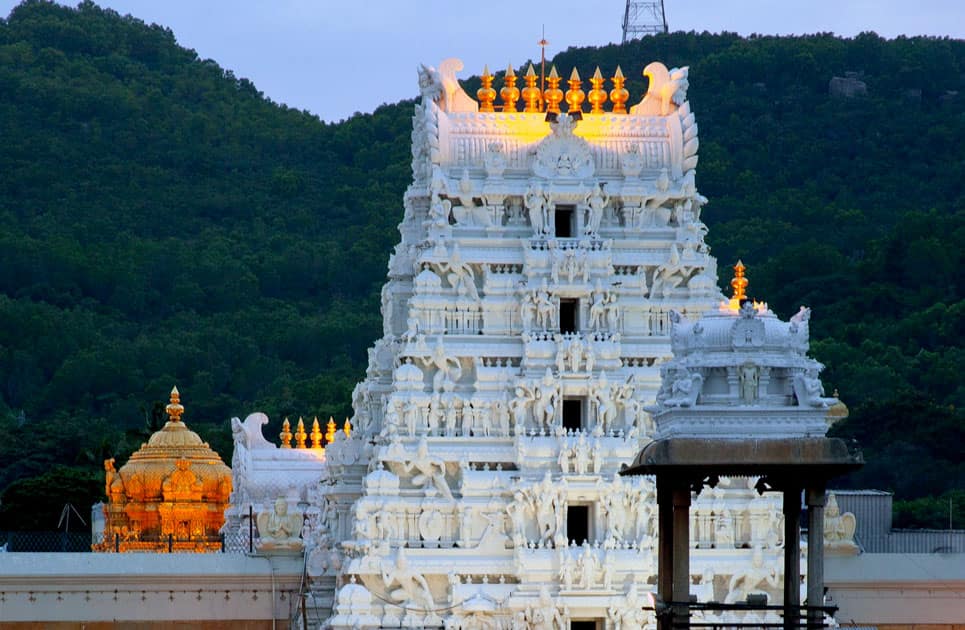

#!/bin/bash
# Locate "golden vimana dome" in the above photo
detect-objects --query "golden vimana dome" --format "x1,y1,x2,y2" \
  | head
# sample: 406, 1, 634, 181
95, 387, 232, 553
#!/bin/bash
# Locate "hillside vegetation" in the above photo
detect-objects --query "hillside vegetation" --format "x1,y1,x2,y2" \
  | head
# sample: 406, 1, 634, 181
0, 0, 962, 530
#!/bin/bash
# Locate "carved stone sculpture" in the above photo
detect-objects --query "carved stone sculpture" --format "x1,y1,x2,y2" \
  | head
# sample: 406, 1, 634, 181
724, 546, 780, 603
381, 547, 436, 611
257, 497, 304, 551
824, 493, 858, 554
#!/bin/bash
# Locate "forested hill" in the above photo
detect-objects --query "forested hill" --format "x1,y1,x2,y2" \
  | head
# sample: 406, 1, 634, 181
0, 0, 962, 530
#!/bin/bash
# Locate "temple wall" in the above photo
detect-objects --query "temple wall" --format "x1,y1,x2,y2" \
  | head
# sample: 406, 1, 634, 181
826, 554, 965, 627
0, 553, 302, 626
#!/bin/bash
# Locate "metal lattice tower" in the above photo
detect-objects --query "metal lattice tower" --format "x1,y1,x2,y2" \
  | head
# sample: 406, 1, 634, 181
622, 0, 668, 43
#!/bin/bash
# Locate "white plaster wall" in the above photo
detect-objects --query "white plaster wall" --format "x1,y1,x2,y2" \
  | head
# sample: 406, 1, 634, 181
0, 552, 302, 623
827, 554, 965, 625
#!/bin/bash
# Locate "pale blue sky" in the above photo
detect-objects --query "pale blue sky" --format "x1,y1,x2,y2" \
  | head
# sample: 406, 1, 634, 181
2, 1, 963, 121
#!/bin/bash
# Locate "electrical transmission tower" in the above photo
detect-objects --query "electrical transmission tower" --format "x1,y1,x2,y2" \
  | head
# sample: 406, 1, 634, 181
622, 1, 668, 43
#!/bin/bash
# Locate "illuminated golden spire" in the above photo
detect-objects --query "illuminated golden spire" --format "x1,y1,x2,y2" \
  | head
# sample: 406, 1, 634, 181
731, 260, 748, 302
166, 386, 184, 423
326, 416, 337, 445
343, 418, 352, 438
565, 67, 585, 114
522, 64, 541, 113
280, 418, 292, 449
477, 65, 496, 113
310, 417, 323, 449
500, 64, 520, 112
543, 66, 563, 114
588, 67, 607, 114
295, 417, 307, 449
609, 66, 628, 114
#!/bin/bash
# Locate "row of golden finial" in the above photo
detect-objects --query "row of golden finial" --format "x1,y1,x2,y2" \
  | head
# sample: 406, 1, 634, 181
164, 387, 349, 451
279, 416, 351, 449
476, 63, 630, 114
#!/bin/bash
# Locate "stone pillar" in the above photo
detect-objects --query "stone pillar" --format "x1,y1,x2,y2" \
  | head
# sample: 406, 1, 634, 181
806, 485, 827, 629
783, 488, 802, 630
672, 485, 691, 626
657, 481, 673, 630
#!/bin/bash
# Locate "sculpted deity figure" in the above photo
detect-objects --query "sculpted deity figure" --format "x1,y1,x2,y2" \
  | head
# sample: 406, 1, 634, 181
533, 369, 560, 430
601, 551, 616, 590
577, 543, 599, 588
527, 471, 566, 547
591, 438, 603, 474
428, 196, 452, 229
534, 280, 556, 330
725, 546, 780, 603
510, 384, 535, 431
588, 281, 608, 331
601, 477, 629, 542
567, 335, 585, 373
651, 244, 688, 297
104, 458, 121, 502
381, 547, 436, 611
520, 288, 538, 331
257, 497, 304, 550
525, 586, 565, 630
572, 433, 591, 475
824, 493, 858, 550
401, 438, 453, 501
483, 142, 507, 178
438, 244, 479, 300
427, 394, 444, 435
493, 395, 511, 437
558, 549, 576, 590
557, 438, 572, 473
525, 183, 550, 236
162, 459, 202, 502
739, 362, 760, 403
607, 583, 650, 630
794, 368, 837, 408
421, 338, 462, 392
591, 374, 618, 434
605, 291, 619, 330
584, 183, 609, 236
507, 490, 530, 548
663, 369, 703, 407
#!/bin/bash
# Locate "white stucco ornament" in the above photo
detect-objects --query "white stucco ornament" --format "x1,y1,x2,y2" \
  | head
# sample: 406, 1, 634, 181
532, 114, 594, 179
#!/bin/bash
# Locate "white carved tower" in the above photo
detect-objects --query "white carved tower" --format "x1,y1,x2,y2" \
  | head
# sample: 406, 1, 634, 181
310, 57, 730, 629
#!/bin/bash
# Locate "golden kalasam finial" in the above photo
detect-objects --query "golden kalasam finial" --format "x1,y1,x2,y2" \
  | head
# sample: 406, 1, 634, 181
280, 418, 292, 449
500, 64, 520, 112
731, 260, 748, 301
588, 67, 607, 114
343, 418, 352, 438
310, 417, 323, 449
609, 66, 629, 114
522, 64, 541, 113
477, 65, 496, 113
543, 66, 563, 114
166, 386, 184, 423
295, 417, 307, 449
326, 417, 337, 445
565, 67, 585, 114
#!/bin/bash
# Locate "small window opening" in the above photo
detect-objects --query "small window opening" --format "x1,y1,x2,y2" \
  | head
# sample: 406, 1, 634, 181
555, 205, 575, 238
567, 504, 591, 546
559, 299, 579, 333
562, 398, 583, 432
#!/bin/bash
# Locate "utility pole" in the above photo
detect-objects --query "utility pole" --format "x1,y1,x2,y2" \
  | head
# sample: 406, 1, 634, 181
622, 0, 668, 44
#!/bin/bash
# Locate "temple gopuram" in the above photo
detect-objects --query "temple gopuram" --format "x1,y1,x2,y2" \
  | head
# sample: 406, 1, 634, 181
94, 387, 232, 552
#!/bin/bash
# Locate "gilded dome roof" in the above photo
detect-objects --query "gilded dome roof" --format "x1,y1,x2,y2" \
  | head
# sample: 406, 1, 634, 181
114, 387, 231, 504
